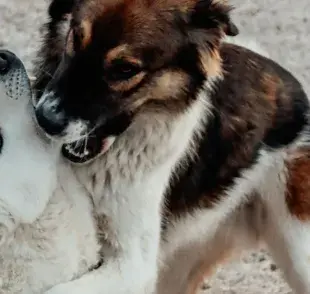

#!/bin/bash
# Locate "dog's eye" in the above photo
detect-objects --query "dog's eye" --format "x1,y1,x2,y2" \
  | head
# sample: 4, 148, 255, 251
106, 62, 142, 82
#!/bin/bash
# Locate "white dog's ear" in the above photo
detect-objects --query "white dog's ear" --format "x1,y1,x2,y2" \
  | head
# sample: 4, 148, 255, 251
0, 50, 32, 107
224, 20, 239, 36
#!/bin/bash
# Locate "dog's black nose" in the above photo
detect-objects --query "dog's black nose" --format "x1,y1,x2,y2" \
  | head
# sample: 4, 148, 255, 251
0, 50, 16, 75
35, 94, 68, 136
0, 56, 8, 73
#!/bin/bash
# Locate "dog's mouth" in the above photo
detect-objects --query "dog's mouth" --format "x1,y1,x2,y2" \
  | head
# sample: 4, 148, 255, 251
60, 112, 132, 164
62, 133, 115, 164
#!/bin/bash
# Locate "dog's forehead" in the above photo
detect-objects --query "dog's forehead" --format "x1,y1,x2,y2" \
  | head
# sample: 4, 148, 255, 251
71, 0, 196, 59
74, 0, 197, 19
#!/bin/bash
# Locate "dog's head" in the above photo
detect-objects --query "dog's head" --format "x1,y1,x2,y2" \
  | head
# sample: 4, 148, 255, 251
0, 50, 58, 226
35, 0, 239, 164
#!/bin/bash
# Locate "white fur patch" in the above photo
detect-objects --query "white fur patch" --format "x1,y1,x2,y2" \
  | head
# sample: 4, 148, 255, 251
0, 56, 100, 293
44, 80, 213, 294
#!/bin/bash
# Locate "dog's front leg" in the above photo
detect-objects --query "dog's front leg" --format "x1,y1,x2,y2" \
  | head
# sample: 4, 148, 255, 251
263, 200, 310, 293
45, 182, 162, 294
44, 225, 159, 294
45, 250, 158, 294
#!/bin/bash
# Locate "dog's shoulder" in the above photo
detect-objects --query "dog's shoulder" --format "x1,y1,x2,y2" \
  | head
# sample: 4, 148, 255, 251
216, 42, 309, 149
166, 42, 310, 216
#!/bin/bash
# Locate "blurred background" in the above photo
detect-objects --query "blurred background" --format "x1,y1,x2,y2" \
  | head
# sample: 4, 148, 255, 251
0, 0, 309, 293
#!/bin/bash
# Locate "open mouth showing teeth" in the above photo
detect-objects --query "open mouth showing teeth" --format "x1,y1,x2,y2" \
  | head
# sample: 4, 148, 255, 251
61, 112, 132, 164
62, 135, 115, 164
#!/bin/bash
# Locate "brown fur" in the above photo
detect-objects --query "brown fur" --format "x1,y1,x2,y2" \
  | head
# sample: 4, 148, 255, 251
34, 0, 237, 127
286, 148, 310, 220
166, 43, 300, 216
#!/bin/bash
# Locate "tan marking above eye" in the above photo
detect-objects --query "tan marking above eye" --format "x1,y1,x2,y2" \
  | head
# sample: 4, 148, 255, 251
129, 70, 189, 110
66, 20, 92, 54
109, 72, 146, 92
105, 45, 129, 66
80, 20, 92, 49
105, 45, 143, 68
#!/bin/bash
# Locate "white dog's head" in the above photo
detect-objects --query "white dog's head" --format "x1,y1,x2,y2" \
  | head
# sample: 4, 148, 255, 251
0, 50, 59, 240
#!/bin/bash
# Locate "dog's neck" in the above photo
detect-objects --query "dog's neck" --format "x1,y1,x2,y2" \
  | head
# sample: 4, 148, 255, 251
73, 86, 211, 208
66, 82, 213, 254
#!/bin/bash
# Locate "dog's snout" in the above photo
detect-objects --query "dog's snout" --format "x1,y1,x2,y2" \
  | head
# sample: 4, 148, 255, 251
35, 94, 68, 136
0, 50, 17, 75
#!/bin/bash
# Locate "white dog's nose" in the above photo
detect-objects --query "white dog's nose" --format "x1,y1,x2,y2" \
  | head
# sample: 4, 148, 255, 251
0, 50, 15, 75
0, 55, 8, 73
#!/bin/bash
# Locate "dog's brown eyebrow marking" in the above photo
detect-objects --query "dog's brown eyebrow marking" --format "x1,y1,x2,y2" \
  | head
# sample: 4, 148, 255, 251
105, 45, 129, 64
66, 29, 74, 56
80, 20, 93, 49
105, 45, 142, 67
69, 19, 93, 52
105, 45, 127, 64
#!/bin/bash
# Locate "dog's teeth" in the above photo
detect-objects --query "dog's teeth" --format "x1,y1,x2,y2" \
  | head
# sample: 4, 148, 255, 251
65, 144, 89, 158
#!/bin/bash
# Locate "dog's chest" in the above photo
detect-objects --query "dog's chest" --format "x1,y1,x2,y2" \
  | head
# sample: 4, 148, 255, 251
0, 183, 100, 294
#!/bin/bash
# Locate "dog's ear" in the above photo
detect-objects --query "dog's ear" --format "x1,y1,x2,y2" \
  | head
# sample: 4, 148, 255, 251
181, 0, 238, 78
48, 0, 77, 21
224, 20, 239, 36
188, 0, 238, 36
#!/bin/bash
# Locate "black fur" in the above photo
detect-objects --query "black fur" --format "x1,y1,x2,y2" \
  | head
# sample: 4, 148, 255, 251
48, 0, 76, 20
165, 44, 310, 217
263, 80, 309, 148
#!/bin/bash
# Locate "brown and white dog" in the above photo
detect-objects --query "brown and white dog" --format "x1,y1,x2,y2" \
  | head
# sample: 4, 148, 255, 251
33, 0, 310, 293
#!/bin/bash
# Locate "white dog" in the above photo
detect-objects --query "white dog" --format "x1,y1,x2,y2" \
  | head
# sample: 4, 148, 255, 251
0, 50, 100, 293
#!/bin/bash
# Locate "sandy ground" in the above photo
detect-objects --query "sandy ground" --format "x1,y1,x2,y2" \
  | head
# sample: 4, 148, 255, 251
0, 0, 309, 293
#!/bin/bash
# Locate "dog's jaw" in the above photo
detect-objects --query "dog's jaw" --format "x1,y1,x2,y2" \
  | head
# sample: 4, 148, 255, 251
62, 135, 116, 164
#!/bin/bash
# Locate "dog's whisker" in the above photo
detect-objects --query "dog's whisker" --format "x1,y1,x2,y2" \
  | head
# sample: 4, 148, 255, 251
83, 135, 89, 155
41, 69, 54, 79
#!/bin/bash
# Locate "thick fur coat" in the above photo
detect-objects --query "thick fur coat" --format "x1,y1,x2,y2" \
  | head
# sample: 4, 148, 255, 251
32, 1, 310, 293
